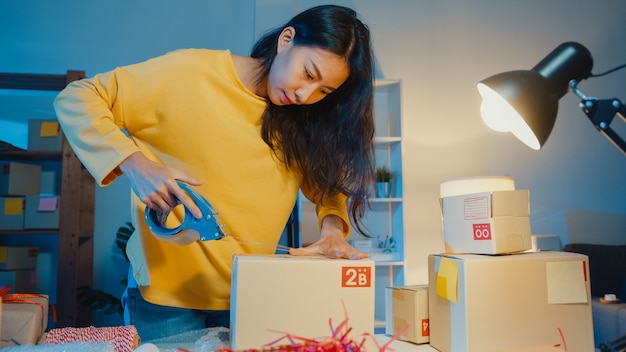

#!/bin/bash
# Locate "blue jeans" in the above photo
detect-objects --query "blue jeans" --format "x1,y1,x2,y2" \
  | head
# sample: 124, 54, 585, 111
121, 267, 230, 341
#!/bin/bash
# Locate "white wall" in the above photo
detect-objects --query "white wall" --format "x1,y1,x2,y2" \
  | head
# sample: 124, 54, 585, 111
347, 0, 626, 284
2, 0, 626, 325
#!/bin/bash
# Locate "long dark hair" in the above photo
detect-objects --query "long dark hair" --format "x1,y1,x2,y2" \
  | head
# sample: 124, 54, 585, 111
252, 5, 375, 236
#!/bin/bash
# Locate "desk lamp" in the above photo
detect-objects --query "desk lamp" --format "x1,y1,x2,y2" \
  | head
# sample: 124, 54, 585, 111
477, 42, 626, 155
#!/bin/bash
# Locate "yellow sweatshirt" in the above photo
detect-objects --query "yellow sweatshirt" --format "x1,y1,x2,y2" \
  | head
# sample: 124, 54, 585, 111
54, 49, 349, 310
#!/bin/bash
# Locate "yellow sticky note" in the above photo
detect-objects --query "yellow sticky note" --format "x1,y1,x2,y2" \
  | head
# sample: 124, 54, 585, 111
0, 247, 7, 264
40, 121, 60, 137
4, 198, 24, 215
546, 261, 588, 304
436, 257, 458, 303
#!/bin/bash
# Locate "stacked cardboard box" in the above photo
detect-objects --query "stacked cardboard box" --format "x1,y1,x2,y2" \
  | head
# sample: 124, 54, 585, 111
0, 246, 39, 293
0, 162, 41, 230
0, 161, 60, 230
427, 177, 595, 351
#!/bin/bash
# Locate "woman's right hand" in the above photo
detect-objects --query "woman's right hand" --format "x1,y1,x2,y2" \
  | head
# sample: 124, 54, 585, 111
119, 152, 203, 218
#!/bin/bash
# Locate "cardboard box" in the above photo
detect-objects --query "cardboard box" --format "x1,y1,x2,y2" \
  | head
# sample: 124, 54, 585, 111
441, 190, 532, 254
24, 195, 60, 229
0, 270, 38, 293
386, 285, 429, 344
0, 246, 38, 270
40, 170, 59, 195
428, 252, 594, 352
28, 119, 63, 151
0, 197, 25, 230
0, 293, 49, 347
0, 162, 41, 196
230, 254, 375, 350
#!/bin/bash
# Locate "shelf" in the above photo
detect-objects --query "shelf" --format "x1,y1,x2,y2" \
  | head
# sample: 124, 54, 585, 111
0, 150, 62, 161
0, 229, 59, 235
299, 79, 405, 329
374, 136, 401, 144
370, 197, 402, 203
374, 260, 405, 266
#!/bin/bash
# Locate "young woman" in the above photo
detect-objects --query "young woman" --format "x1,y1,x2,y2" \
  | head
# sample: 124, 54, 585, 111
54, 4, 375, 340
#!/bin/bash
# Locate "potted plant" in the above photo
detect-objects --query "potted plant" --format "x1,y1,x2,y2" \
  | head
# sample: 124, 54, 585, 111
375, 166, 393, 197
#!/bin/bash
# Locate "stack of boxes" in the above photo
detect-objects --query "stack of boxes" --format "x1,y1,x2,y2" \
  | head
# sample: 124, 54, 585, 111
26, 120, 63, 230
1, 120, 64, 291
429, 176, 594, 351
0, 120, 62, 232
386, 176, 595, 351
0, 120, 61, 346
0, 246, 39, 293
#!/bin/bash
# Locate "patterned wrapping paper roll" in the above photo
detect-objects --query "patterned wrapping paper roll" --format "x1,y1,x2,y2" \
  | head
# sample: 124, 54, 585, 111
45, 326, 140, 352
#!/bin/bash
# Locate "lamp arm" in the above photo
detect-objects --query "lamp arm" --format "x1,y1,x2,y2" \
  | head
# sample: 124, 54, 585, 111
569, 80, 626, 156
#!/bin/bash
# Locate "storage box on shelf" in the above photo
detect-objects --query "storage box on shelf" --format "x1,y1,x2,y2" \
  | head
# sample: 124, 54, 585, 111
299, 79, 405, 331
0, 70, 95, 328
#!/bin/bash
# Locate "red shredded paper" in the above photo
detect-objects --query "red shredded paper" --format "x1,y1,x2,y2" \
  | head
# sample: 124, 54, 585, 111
218, 303, 409, 352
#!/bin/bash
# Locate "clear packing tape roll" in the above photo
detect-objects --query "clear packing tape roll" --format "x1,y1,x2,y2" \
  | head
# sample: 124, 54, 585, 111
439, 176, 516, 198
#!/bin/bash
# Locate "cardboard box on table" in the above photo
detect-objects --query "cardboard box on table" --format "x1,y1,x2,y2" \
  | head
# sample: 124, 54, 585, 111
440, 190, 532, 254
0, 292, 49, 347
385, 285, 429, 344
230, 254, 375, 350
428, 251, 594, 352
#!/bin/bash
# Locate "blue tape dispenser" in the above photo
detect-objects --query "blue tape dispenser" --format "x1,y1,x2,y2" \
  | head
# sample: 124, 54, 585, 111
144, 181, 231, 246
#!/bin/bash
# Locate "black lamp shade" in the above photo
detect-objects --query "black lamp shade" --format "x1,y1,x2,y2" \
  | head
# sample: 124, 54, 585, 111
477, 42, 593, 150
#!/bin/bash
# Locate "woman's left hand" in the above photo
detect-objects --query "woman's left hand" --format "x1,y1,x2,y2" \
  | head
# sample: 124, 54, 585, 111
289, 215, 370, 260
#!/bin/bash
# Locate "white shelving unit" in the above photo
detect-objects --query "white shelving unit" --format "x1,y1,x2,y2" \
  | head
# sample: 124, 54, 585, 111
298, 79, 405, 331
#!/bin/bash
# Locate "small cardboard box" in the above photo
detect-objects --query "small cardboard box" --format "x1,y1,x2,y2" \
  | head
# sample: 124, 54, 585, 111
24, 195, 60, 229
40, 171, 59, 195
28, 120, 63, 151
428, 252, 594, 352
0, 197, 25, 230
230, 254, 375, 350
0, 246, 38, 270
0, 293, 49, 347
0, 270, 38, 293
0, 162, 41, 196
386, 285, 429, 344
440, 190, 532, 254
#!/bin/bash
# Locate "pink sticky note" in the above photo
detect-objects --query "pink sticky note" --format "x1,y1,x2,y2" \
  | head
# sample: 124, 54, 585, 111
38, 197, 58, 212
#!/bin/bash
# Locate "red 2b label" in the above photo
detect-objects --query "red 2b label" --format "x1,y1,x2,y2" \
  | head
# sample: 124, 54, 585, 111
342, 266, 371, 287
